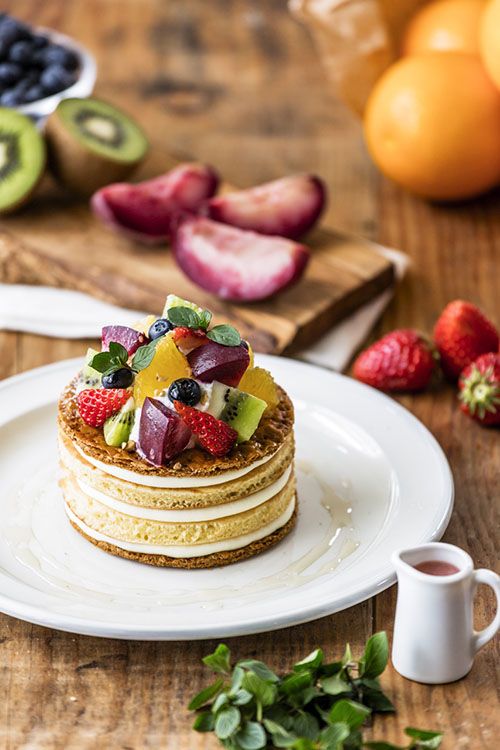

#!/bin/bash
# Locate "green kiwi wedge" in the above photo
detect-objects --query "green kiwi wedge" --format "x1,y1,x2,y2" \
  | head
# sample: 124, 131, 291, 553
45, 97, 149, 196
104, 397, 135, 447
0, 108, 45, 214
206, 381, 267, 443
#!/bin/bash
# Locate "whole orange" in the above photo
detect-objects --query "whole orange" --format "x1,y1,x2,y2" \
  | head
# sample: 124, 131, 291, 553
480, 0, 500, 90
364, 53, 500, 200
402, 0, 486, 55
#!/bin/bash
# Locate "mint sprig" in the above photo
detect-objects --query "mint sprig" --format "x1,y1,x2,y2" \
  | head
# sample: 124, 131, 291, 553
90, 339, 158, 379
188, 633, 443, 749
166, 305, 213, 331
207, 324, 241, 347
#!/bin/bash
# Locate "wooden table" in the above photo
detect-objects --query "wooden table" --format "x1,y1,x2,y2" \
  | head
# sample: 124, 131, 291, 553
1, 2, 498, 747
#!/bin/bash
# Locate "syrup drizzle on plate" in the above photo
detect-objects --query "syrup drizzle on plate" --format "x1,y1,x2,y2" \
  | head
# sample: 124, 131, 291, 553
2, 460, 359, 613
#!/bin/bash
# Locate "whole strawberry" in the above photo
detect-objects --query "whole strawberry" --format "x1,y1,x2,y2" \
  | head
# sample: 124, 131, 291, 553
433, 300, 498, 380
174, 401, 237, 457
77, 388, 130, 427
353, 329, 436, 392
458, 353, 500, 426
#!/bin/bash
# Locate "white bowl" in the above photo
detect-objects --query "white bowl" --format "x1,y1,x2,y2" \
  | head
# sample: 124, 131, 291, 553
14, 27, 97, 121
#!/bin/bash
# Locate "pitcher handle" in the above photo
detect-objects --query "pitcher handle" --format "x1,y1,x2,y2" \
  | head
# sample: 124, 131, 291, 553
472, 569, 500, 653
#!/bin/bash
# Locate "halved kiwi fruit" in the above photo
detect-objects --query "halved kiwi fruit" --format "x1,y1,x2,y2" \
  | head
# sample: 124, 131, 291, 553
0, 108, 46, 214
45, 97, 149, 196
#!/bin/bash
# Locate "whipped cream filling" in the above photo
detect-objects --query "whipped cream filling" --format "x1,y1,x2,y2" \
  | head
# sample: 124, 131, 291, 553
76, 465, 292, 521
74, 443, 280, 488
65, 496, 296, 558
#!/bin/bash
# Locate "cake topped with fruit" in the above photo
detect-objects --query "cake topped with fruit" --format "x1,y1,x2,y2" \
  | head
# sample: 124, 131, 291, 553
58, 295, 296, 568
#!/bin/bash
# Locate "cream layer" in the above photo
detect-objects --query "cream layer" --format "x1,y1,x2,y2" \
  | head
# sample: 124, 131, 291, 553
66, 496, 296, 558
74, 444, 279, 489
76, 466, 292, 522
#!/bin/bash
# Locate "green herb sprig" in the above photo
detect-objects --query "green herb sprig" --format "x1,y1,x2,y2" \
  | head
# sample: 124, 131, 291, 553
188, 633, 443, 750
166, 306, 241, 347
90, 339, 157, 379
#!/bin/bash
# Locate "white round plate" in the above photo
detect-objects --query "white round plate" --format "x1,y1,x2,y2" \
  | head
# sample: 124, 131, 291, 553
0, 356, 453, 640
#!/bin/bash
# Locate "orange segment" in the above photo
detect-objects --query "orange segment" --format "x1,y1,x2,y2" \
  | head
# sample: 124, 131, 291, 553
238, 367, 279, 410
133, 334, 190, 405
132, 314, 157, 336
402, 0, 486, 56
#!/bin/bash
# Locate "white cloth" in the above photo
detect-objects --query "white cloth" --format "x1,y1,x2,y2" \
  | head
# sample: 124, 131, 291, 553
0, 245, 408, 372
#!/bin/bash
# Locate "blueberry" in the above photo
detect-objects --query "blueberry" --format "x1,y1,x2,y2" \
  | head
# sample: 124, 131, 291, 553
168, 378, 201, 406
39, 43, 79, 71
0, 18, 30, 46
40, 64, 76, 94
23, 84, 45, 103
32, 34, 48, 50
8, 40, 34, 65
0, 87, 24, 106
102, 368, 134, 389
148, 318, 174, 340
241, 340, 249, 350
0, 39, 10, 61
0, 62, 22, 86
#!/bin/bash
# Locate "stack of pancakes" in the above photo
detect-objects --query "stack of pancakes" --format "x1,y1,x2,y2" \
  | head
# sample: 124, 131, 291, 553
58, 379, 297, 568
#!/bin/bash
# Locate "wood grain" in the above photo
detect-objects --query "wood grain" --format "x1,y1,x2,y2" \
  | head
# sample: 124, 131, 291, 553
0, 162, 394, 355
0, 1, 498, 749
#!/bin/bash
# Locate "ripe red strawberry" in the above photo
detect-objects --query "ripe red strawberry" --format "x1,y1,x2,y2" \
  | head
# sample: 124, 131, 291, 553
173, 401, 237, 457
353, 329, 436, 392
458, 353, 500, 426
433, 300, 499, 379
172, 326, 208, 354
77, 388, 130, 427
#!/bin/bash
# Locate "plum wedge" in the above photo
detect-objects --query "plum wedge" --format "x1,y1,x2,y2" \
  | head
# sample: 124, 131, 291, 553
172, 216, 310, 301
207, 174, 326, 239
91, 163, 219, 244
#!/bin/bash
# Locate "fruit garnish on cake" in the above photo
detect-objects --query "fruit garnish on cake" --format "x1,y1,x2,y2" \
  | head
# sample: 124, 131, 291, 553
58, 295, 296, 569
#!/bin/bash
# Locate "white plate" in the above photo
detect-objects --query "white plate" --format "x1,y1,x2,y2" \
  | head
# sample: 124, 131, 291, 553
0, 356, 453, 640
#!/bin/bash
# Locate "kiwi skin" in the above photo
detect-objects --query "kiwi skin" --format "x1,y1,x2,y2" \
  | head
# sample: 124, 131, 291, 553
0, 109, 46, 215
45, 102, 148, 197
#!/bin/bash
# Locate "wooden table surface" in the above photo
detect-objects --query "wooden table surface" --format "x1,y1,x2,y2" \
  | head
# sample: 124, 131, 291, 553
1, 1, 499, 748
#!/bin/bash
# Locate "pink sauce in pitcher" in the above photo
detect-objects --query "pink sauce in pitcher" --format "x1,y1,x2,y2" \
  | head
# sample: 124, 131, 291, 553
414, 560, 460, 576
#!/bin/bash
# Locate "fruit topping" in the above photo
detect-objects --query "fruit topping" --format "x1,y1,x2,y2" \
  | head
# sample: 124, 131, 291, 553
187, 340, 250, 387
91, 163, 219, 244
103, 396, 135, 447
168, 378, 202, 406
174, 402, 237, 457
138, 398, 192, 466
237, 366, 280, 410
172, 216, 310, 301
80, 347, 102, 388
433, 300, 499, 380
0, 108, 46, 214
133, 314, 158, 336
207, 174, 326, 239
205, 381, 266, 442
353, 329, 436, 392
77, 388, 130, 427
46, 96, 149, 196
102, 367, 134, 389
162, 294, 207, 320
172, 326, 208, 354
458, 352, 500, 426
148, 318, 174, 340
102, 325, 147, 355
133, 334, 191, 406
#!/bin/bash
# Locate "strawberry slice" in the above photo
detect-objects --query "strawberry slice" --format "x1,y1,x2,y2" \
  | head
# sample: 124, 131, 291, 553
174, 401, 237, 457
172, 216, 310, 301
91, 163, 219, 244
171, 326, 208, 354
77, 388, 131, 427
207, 174, 326, 239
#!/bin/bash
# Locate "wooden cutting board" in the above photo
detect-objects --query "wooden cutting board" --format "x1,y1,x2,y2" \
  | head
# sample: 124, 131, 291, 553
0, 147, 395, 354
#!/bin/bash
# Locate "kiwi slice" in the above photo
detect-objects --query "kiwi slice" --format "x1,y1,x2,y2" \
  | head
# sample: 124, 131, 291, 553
80, 347, 102, 388
104, 397, 135, 447
45, 97, 149, 196
206, 381, 267, 443
0, 108, 45, 214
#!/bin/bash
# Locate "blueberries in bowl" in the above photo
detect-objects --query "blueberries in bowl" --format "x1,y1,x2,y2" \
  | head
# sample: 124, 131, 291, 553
0, 13, 80, 106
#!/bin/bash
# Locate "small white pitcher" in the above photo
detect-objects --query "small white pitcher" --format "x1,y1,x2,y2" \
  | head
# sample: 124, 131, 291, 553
391, 542, 500, 684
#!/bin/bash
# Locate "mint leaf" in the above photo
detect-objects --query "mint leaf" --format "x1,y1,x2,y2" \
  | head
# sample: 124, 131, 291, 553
198, 309, 212, 330
232, 689, 253, 706
235, 721, 267, 750
293, 711, 319, 740
167, 306, 200, 328
214, 705, 240, 740
328, 699, 371, 729
320, 674, 350, 696
293, 648, 324, 672
360, 632, 389, 679
212, 692, 229, 714
364, 743, 403, 749
319, 722, 350, 748
263, 719, 297, 748
108, 341, 128, 361
405, 728, 443, 748
131, 339, 157, 372
188, 678, 224, 710
241, 672, 277, 707
203, 643, 232, 674
90, 351, 116, 373
193, 711, 215, 732
280, 671, 314, 696
207, 324, 241, 347
237, 659, 279, 683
